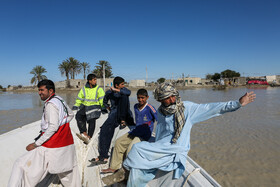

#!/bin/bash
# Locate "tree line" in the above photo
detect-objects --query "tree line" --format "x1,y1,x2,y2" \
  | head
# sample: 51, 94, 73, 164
156, 69, 241, 84
30, 57, 113, 86
1, 68, 241, 89
206, 69, 240, 82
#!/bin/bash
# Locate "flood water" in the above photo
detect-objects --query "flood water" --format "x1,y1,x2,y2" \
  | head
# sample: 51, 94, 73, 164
0, 87, 280, 186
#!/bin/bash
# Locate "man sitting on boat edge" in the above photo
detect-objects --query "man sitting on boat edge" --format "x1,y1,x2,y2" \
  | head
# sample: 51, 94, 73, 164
8, 80, 81, 187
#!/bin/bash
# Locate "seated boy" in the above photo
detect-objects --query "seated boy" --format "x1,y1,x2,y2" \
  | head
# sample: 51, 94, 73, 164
89, 76, 134, 164
101, 89, 157, 185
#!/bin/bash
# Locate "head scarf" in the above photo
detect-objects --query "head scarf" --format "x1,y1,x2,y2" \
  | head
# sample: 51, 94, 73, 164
154, 82, 186, 143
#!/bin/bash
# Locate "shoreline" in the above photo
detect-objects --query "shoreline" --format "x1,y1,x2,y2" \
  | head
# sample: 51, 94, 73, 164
1, 84, 271, 93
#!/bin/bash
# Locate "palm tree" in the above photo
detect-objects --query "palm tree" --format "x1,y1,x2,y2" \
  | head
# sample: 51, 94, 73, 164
93, 60, 113, 78
68, 57, 81, 79
59, 57, 82, 80
80, 62, 90, 80
30, 65, 47, 85
59, 61, 71, 80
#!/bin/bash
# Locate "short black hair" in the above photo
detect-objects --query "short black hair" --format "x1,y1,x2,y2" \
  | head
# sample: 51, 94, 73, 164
137, 88, 148, 97
37, 79, 55, 92
87, 73, 97, 81
113, 76, 125, 87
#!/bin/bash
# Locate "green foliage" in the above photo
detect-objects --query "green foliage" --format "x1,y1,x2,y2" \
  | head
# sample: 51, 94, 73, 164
59, 61, 71, 80
59, 57, 82, 80
80, 62, 90, 80
0, 85, 3, 89
30, 65, 47, 85
221, 69, 240, 78
93, 60, 113, 78
68, 57, 81, 79
205, 74, 212, 80
212, 73, 221, 82
157, 77, 166, 84
207, 69, 240, 82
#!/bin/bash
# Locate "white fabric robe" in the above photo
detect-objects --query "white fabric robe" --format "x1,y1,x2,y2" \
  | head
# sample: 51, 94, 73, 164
8, 95, 81, 187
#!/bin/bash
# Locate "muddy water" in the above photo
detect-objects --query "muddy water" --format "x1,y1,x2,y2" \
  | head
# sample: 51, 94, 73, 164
1, 87, 279, 186
0, 90, 79, 134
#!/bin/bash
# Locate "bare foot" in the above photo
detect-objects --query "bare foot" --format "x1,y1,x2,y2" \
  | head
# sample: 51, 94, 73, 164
82, 132, 90, 139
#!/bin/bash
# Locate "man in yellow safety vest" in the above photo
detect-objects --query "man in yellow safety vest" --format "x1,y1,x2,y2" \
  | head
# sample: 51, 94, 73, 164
72, 73, 105, 144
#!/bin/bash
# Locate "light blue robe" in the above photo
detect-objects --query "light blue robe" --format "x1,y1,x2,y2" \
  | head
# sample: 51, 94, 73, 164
123, 100, 241, 186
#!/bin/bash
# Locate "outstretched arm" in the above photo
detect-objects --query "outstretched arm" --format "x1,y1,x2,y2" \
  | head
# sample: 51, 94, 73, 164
239, 91, 256, 107
190, 91, 256, 124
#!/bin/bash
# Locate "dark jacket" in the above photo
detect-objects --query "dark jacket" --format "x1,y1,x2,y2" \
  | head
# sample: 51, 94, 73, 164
103, 87, 134, 126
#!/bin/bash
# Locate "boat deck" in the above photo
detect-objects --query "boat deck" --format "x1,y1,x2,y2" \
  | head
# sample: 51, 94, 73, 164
0, 113, 220, 187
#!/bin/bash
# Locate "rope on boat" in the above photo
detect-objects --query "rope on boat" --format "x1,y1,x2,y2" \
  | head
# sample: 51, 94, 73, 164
183, 168, 201, 186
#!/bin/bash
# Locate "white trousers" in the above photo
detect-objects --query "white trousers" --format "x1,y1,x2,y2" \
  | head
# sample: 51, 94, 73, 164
8, 146, 81, 187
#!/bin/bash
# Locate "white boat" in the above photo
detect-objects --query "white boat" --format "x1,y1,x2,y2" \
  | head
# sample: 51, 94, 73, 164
0, 113, 221, 187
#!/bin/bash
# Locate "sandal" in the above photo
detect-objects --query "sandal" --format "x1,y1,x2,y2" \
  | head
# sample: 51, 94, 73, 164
76, 133, 89, 144
102, 168, 126, 185
101, 168, 117, 174
88, 157, 108, 166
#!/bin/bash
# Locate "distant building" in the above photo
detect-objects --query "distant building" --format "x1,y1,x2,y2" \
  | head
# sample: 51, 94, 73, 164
6, 86, 16, 91
97, 78, 114, 88
231, 77, 247, 85
55, 79, 86, 89
168, 77, 202, 86
184, 77, 201, 85
266, 75, 280, 85
266, 75, 276, 84
129, 80, 145, 87
6, 85, 35, 91
55, 78, 114, 89
201, 78, 217, 85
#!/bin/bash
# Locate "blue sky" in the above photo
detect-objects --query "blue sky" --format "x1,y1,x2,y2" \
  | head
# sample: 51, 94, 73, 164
0, 0, 279, 87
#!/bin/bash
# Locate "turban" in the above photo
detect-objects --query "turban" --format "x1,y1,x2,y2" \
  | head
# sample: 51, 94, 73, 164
154, 82, 179, 101
154, 82, 185, 143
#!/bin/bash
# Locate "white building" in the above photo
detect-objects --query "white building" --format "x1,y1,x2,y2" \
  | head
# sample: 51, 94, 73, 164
266, 75, 277, 83
129, 80, 145, 87
266, 75, 280, 85
184, 77, 202, 85
55, 78, 114, 89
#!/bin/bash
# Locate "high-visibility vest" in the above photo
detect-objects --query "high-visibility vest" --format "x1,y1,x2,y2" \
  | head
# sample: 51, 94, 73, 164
74, 84, 105, 108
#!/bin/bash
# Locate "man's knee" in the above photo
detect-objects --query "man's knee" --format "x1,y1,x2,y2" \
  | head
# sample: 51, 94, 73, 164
115, 137, 121, 145
114, 138, 124, 151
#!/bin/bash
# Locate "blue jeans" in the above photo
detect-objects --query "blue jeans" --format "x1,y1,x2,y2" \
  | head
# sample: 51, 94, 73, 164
98, 110, 118, 159
98, 94, 134, 159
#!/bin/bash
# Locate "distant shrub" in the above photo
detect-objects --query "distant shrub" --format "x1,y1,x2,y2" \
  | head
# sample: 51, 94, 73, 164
157, 78, 166, 84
